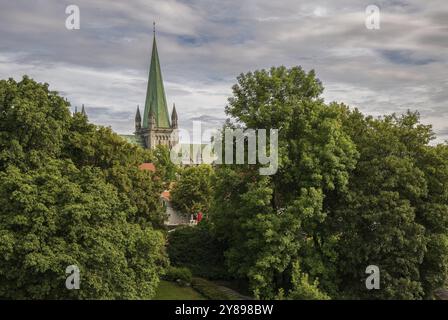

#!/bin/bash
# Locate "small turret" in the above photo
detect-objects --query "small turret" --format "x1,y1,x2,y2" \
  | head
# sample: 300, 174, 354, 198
81, 104, 87, 117
135, 105, 142, 132
171, 103, 178, 129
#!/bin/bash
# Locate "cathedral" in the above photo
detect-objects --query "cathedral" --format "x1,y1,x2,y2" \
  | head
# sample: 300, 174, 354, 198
124, 26, 179, 149
121, 26, 211, 165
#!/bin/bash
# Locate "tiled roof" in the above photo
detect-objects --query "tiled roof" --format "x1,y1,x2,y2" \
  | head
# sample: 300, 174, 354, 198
139, 163, 156, 172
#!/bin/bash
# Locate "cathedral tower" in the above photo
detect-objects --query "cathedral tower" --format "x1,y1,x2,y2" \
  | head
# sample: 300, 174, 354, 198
134, 23, 179, 149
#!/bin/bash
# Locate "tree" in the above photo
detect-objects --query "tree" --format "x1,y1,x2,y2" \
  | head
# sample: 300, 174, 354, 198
326, 107, 448, 299
63, 115, 167, 229
167, 221, 228, 279
0, 161, 167, 299
211, 66, 357, 298
0, 76, 70, 171
171, 164, 214, 217
0, 76, 168, 299
152, 144, 177, 183
211, 66, 448, 299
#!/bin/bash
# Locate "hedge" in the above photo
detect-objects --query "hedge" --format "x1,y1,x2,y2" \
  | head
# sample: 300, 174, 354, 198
191, 278, 240, 300
167, 222, 229, 279
163, 266, 192, 283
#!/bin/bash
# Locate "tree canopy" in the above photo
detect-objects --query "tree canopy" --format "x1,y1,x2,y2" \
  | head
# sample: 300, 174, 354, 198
2, 69, 447, 300
0, 76, 168, 299
210, 66, 448, 299
171, 164, 214, 217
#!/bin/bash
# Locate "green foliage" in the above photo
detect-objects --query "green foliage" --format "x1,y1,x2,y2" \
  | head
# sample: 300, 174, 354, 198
171, 164, 214, 217
0, 76, 71, 170
212, 66, 357, 298
167, 223, 229, 279
152, 145, 178, 183
327, 107, 448, 299
287, 262, 330, 300
0, 76, 168, 299
3, 68, 448, 301
0, 160, 167, 299
211, 66, 448, 300
163, 266, 192, 283
226, 66, 324, 130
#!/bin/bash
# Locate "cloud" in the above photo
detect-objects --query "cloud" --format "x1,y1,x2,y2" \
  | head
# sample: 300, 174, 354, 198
379, 49, 437, 65
436, 127, 448, 138
0, 0, 446, 143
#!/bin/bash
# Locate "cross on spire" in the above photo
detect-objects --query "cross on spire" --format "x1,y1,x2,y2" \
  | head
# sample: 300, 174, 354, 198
153, 21, 156, 34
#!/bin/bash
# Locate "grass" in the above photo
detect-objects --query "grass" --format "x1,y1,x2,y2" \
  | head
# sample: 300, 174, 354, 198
154, 280, 206, 300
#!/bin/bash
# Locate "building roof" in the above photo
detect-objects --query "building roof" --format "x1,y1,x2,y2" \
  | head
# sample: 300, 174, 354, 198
135, 105, 141, 122
120, 134, 145, 148
138, 162, 156, 172
171, 104, 178, 120
142, 31, 170, 129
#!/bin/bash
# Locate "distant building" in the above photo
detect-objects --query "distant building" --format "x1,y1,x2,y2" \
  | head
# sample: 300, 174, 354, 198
138, 163, 190, 227
161, 190, 190, 227
122, 25, 178, 150
73, 104, 87, 117
120, 25, 215, 168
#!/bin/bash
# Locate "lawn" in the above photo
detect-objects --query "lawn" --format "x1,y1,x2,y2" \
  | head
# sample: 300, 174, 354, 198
154, 280, 206, 300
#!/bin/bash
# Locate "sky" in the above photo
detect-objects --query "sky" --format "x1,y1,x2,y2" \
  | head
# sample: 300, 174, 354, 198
0, 0, 447, 143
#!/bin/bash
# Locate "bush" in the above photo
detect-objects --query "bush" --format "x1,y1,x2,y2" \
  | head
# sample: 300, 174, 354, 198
287, 262, 330, 300
164, 266, 192, 284
167, 222, 229, 279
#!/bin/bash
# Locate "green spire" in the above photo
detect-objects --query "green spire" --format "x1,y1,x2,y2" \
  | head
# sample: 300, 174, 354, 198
142, 24, 170, 128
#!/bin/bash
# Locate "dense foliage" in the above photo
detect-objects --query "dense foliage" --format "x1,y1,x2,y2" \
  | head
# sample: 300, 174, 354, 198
328, 107, 448, 299
0, 76, 168, 299
152, 145, 178, 183
167, 222, 228, 279
171, 164, 214, 217
163, 266, 193, 284
2, 69, 447, 301
210, 66, 448, 299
